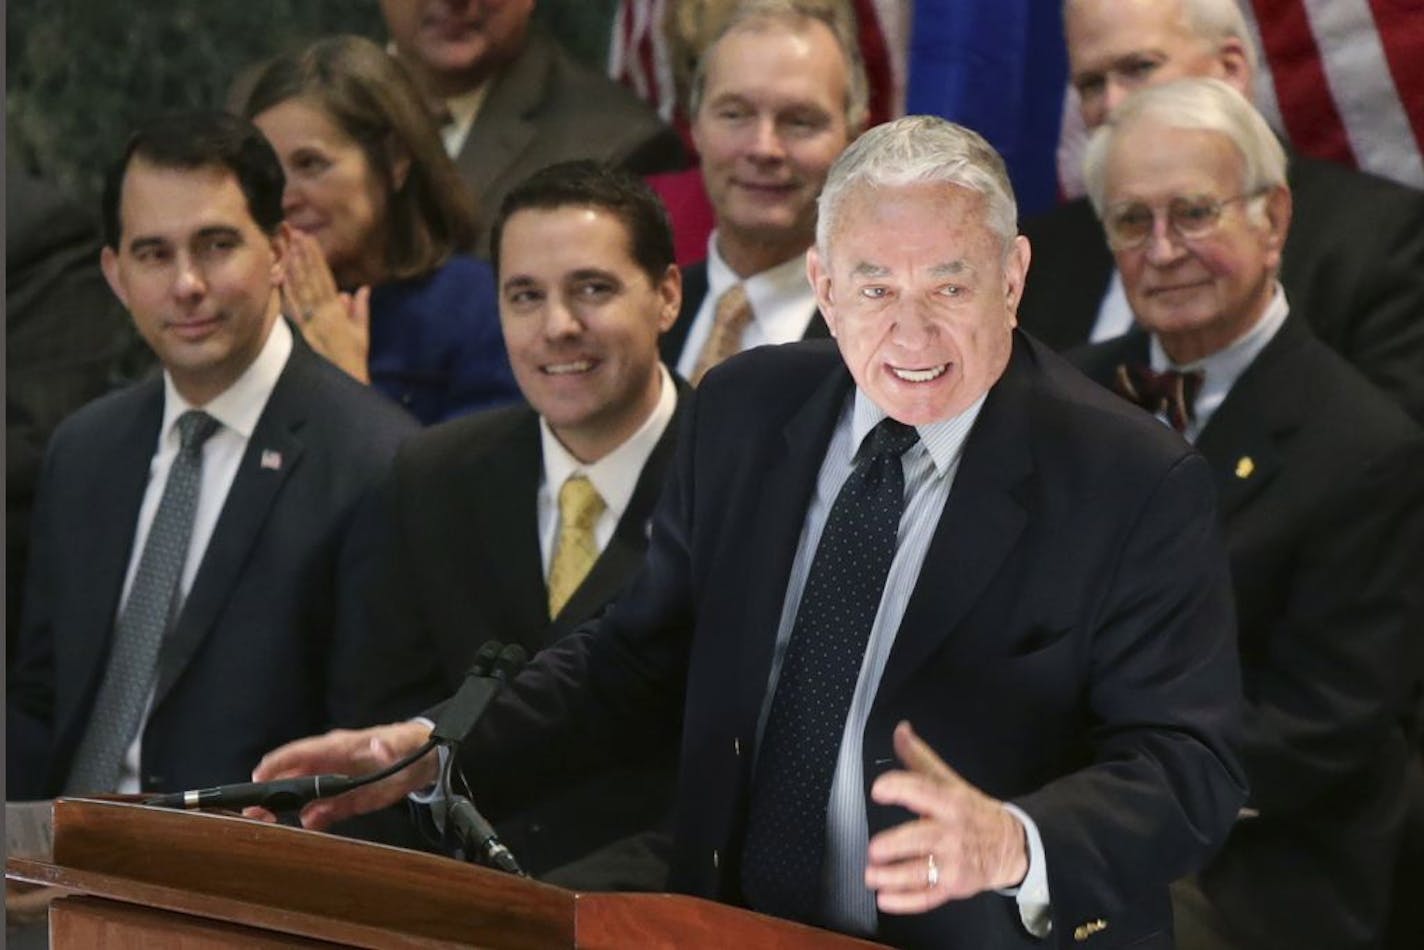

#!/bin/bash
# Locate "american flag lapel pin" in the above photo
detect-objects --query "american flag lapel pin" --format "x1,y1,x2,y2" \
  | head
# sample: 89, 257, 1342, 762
260, 449, 283, 471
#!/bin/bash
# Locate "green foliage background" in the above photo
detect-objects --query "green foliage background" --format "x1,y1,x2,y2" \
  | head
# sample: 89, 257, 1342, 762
6, 2, 387, 201
6, 1, 618, 204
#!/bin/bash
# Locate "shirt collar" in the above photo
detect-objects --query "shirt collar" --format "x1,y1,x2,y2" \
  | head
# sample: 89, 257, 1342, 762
704, 230, 812, 324
539, 363, 678, 522
849, 386, 988, 478
440, 83, 490, 157
1149, 281, 1289, 402
160, 317, 293, 444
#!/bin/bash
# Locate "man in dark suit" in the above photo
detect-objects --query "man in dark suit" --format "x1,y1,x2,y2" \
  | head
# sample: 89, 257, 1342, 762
379, 0, 684, 256
661, 0, 866, 381
256, 116, 1244, 947
1067, 78, 1424, 950
1019, 0, 1424, 424
344, 161, 688, 890
6, 112, 416, 801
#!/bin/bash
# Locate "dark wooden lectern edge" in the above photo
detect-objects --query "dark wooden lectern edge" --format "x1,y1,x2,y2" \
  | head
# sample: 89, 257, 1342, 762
49, 798, 574, 949
6, 856, 458, 949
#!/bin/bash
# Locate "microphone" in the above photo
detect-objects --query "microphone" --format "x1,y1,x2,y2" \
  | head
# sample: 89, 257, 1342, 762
430, 642, 529, 745
448, 795, 523, 875
145, 774, 359, 811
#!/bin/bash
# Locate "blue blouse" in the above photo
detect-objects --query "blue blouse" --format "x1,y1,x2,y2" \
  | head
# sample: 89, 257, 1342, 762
367, 254, 522, 425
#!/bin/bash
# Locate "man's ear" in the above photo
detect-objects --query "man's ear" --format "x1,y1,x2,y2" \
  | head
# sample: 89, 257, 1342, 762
1261, 184, 1292, 268
270, 222, 293, 284
100, 245, 129, 309
1003, 234, 1031, 328
806, 246, 838, 337
656, 263, 682, 334
1216, 37, 1254, 96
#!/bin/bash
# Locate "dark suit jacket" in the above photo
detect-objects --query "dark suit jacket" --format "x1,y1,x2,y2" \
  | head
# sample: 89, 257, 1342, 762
455, 335, 1247, 948
7, 331, 417, 799
346, 379, 689, 887
659, 259, 830, 367
1018, 154, 1424, 424
1070, 319, 1424, 949
456, 27, 685, 256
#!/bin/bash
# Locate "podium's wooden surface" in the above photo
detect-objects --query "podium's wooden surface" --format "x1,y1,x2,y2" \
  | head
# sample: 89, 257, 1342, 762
5, 799, 886, 949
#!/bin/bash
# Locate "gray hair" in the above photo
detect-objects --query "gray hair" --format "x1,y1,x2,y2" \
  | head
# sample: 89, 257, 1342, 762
815, 115, 1018, 254
1064, 0, 1260, 75
689, 0, 869, 133
1082, 77, 1286, 215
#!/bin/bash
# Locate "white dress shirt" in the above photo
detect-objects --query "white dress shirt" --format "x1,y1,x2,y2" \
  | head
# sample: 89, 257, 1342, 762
535, 364, 678, 573
439, 84, 491, 158
117, 318, 293, 792
1090, 270, 1137, 343
674, 233, 820, 379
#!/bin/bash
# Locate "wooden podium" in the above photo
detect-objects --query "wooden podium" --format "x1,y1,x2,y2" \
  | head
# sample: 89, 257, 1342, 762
6, 799, 886, 948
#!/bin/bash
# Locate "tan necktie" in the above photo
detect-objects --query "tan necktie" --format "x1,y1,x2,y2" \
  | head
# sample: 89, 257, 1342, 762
690, 283, 754, 385
547, 475, 606, 618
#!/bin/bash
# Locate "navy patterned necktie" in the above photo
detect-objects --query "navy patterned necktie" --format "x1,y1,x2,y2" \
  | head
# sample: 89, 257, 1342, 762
65, 410, 220, 793
740, 416, 920, 925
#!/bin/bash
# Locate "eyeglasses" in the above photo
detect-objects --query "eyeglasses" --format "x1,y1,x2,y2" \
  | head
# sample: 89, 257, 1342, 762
1103, 191, 1265, 250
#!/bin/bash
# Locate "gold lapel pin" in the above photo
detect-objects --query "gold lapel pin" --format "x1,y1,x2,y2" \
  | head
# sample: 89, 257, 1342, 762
1073, 918, 1109, 942
1234, 456, 1255, 479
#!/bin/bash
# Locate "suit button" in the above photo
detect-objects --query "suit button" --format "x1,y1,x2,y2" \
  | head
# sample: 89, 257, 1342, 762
712, 849, 720, 869
530, 822, 543, 834
733, 737, 741, 756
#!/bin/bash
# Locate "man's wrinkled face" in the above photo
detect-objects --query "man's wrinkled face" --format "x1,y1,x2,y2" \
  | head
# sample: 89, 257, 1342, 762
1106, 121, 1288, 363
812, 182, 1028, 426
101, 158, 286, 407
381, 0, 534, 95
1066, 0, 1241, 129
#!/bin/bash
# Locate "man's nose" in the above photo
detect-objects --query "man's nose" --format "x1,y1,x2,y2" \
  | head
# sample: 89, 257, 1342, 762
745, 116, 788, 162
1143, 215, 1188, 265
544, 296, 583, 339
172, 254, 207, 299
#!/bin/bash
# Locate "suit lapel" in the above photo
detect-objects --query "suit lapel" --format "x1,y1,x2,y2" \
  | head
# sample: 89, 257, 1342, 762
473, 411, 551, 638
61, 384, 163, 738
663, 261, 708, 365
877, 339, 1035, 701
1194, 319, 1307, 519
456, 31, 550, 204
151, 347, 312, 707
733, 364, 854, 735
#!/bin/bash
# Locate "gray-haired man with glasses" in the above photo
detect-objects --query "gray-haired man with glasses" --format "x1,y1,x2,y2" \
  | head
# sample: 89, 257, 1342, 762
1071, 77, 1424, 950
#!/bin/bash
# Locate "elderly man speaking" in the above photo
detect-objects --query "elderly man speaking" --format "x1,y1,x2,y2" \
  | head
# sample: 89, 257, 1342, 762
254, 116, 1246, 948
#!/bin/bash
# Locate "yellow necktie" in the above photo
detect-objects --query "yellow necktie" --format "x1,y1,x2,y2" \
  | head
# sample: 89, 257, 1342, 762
547, 475, 606, 618
690, 283, 753, 385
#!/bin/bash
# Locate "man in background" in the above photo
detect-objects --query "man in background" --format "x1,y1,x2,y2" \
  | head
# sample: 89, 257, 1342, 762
1018, 0, 1424, 424
1070, 78, 1424, 950
345, 160, 688, 890
380, 0, 685, 254
660, 0, 866, 382
7, 111, 415, 801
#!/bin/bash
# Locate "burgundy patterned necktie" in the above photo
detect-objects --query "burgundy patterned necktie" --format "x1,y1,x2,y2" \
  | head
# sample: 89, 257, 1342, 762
1113, 364, 1204, 433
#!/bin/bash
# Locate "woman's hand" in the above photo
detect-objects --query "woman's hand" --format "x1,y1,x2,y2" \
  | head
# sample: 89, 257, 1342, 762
282, 230, 372, 383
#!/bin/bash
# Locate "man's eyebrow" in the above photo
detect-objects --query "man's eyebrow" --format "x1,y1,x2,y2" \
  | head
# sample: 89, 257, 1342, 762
850, 261, 890, 278
501, 274, 539, 292
126, 236, 168, 254
929, 260, 973, 278
567, 268, 618, 283
195, 225, 243, 241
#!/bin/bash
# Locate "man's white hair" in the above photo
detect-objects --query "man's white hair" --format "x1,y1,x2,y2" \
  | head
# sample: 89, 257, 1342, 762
1081, 77, 1286, 216
815, 115, 1018, 254
1065, 0, 1260, 75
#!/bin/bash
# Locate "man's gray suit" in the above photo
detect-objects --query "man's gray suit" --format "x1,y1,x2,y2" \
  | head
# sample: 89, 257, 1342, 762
455, 27, 684, 256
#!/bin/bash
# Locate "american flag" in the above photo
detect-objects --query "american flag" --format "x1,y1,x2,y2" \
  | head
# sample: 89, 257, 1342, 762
606, 0, 1422, 216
